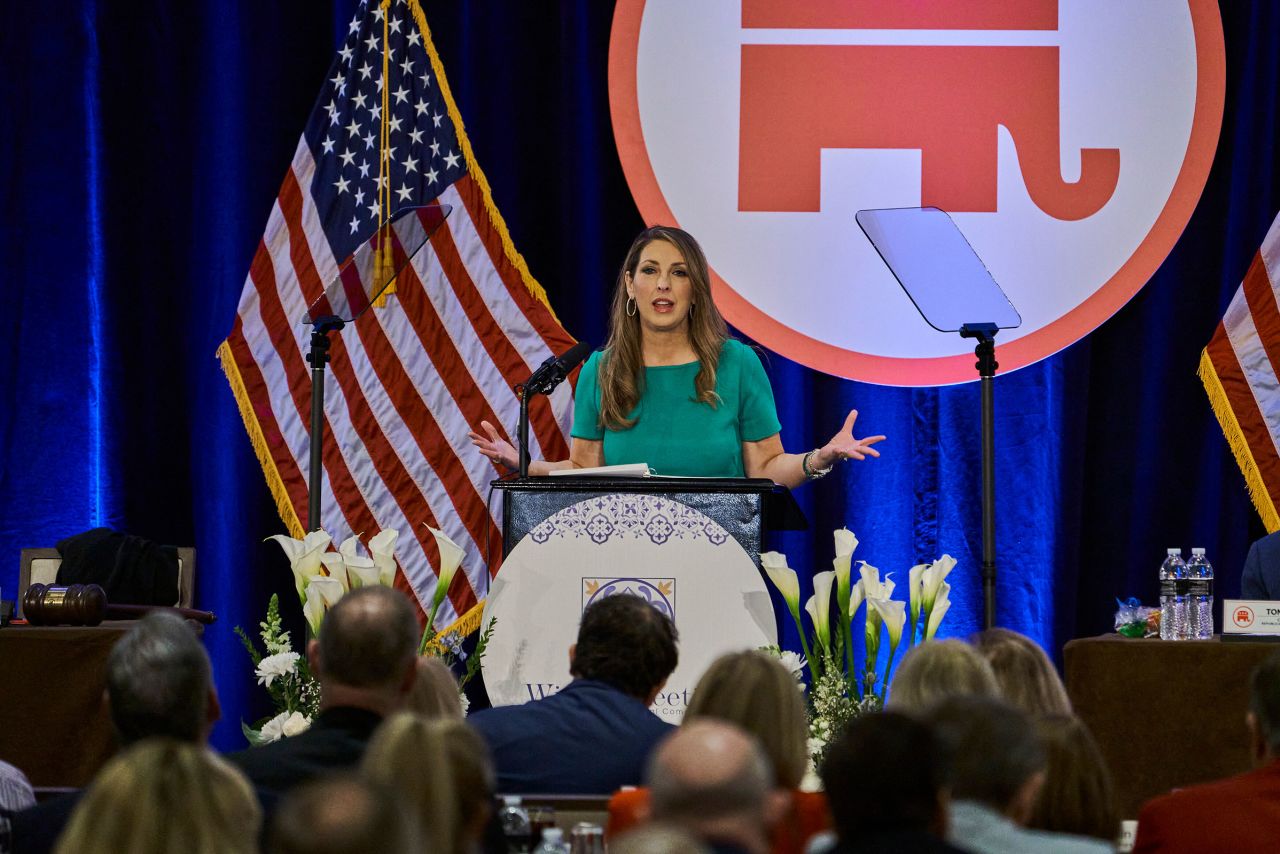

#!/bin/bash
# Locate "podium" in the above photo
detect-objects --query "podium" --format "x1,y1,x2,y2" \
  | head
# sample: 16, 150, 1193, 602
482, 478, 804, 721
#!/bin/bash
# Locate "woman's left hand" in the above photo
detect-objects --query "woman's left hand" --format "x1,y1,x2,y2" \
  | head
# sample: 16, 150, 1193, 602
816, 409, 886, 469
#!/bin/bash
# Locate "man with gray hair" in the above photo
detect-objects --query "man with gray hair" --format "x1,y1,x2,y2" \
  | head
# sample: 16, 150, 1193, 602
1133, 649, 1280, 853
229, 585, 419, 795
11, 610, 220, 854
926, 695, 1110, 854
646, 719, 786, 854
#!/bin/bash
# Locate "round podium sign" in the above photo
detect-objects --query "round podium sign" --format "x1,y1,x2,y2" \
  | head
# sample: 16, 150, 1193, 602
481, 494, 777, 721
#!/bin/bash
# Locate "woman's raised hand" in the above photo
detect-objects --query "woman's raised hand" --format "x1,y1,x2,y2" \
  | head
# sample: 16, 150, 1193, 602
817, 409, 886, 468
468, 420, 519, 470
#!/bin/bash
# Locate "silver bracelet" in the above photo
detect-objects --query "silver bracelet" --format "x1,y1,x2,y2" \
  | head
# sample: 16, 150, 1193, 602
802, 449, 833, 480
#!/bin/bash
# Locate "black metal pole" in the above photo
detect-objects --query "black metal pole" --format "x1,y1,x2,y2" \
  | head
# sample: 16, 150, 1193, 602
962, 323, 999, 630
517, 386, 531, 479
979, 369, 996, 629
306, 317, 344, 532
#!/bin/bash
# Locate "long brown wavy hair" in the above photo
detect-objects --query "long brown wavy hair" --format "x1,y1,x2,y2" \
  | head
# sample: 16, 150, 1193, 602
598, 226, 729, 430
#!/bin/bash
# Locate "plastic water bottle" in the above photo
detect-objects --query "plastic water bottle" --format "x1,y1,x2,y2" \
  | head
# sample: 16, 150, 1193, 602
1159, 549, 1189, 641
1187, 548, 1215, 640
499, 796, 533, 853
533, 827, 570, 854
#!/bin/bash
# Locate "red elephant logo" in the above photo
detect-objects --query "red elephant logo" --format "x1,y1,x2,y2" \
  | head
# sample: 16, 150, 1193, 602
737, 1, 1119, 221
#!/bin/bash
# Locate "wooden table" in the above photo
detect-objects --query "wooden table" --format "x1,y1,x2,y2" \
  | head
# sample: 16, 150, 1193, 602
1064, 634, 1279, 819
0, 622, 134, 788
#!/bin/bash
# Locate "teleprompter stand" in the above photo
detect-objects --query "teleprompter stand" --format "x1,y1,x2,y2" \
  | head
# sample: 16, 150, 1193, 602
856, 207, 1021, 629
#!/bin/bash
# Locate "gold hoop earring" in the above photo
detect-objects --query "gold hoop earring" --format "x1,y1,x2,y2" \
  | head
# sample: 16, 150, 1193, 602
626, 296, 637, 317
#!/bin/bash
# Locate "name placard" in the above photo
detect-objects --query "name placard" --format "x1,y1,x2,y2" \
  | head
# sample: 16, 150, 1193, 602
1223, 600, 1280, 635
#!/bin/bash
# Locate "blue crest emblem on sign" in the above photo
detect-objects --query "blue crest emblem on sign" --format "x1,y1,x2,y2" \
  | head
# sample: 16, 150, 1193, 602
582, 577, 675, 620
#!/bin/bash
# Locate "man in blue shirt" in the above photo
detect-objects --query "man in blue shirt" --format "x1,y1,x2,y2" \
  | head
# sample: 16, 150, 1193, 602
468, 593, 679, 794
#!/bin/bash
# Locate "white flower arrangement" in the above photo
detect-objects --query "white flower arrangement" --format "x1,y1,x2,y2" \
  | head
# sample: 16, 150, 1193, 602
238, 526, 494, 745
762, 528, 956, 766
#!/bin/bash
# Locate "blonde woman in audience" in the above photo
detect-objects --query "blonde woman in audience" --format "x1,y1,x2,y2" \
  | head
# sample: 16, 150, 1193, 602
361, 712, 495, 854
405, 655, 465, 719
684, 650, 808, 789
1030, 714, 1120, 844
54, 739, 260, 854
971, 627, 1073, 716
885, 638, 1000, 712
606, 650, 828, 854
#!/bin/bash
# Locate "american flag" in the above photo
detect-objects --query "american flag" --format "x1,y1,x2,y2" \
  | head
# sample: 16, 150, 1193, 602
1200, 211, 1280, 533
218, 0, 577, 632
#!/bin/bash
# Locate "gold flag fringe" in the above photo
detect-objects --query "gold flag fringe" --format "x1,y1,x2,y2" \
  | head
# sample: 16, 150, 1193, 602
1198, 348, 1280, 532
217, 341, 307, 539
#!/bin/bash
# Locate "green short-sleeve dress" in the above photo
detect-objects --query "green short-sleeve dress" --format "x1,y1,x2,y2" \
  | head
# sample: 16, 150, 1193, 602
570, 339, 782, 477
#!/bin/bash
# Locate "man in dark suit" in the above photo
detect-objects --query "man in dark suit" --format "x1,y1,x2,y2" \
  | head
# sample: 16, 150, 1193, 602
821, 712, 966, 853
1241, 531, 1280, 599
468, 594, 678, 794
10, 610, 223, 854
227, 585, 418, 795
1133, 649, 1280, 853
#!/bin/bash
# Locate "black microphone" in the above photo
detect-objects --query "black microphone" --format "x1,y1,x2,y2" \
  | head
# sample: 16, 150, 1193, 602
523, 341, 592, 396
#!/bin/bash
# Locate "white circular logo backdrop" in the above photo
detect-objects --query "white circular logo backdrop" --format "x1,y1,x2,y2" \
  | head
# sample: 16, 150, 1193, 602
481, 495, 777, 721
610, 0, 1225, 384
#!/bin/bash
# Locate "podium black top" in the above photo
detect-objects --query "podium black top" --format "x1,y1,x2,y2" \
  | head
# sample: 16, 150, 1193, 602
492, 477, 807, 531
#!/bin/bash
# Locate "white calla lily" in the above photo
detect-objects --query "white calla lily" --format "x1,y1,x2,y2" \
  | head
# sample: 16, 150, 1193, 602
302, 577, 344, 637
908, 563, 927, 641
267, 531, 332, 599
869, 598, 907, 651
426, 525, 465, 610
338, 535, 379, 589
925, 581, 952, 640
368, 529, 399, 586
319, 552, 351, 593
761, 550, 817, 682
761, 552, 802, 616
847, 578, 865, 621
921, 554, 956, 613
808, 570, 835, 653
832, 529, 857, 633
420, 526, 466, 653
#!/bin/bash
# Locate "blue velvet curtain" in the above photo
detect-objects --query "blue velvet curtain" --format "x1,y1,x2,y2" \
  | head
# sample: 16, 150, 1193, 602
2, 1, 1277, 751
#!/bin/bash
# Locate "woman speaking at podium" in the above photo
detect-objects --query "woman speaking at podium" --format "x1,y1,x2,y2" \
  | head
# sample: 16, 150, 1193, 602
470, 226, 884, 487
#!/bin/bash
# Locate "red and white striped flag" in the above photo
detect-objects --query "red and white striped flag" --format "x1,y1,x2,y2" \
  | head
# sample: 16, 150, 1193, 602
1200, 211, 1280, 533
218, 0, 576, 633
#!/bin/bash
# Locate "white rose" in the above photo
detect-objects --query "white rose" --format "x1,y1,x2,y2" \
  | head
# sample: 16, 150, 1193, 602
255, 652, 300, 688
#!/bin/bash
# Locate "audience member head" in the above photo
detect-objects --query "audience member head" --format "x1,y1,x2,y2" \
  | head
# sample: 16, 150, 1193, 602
685, 650, 808, 788
886, 639, 1000, 712
647, 720, 783, 854
361, 713, 495, 854
268, 775, 418, 854
926, 695, 1047, 825
610, 823, 713, 854
105, 610, 218, 745
1248, 649, 1280, 764
54, 739, 259, 854
311, 586, 419, 714
405, 655, 464, 719
570, 594, 678, 704
1029, 714, 1119, 842
970, 628, 1072, 716
821, 712, 950, 842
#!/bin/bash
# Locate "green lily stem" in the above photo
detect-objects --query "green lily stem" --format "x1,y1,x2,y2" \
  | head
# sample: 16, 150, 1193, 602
878, 643, 900, 704
419, 596, 444, 655
788, 605, 819, 684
